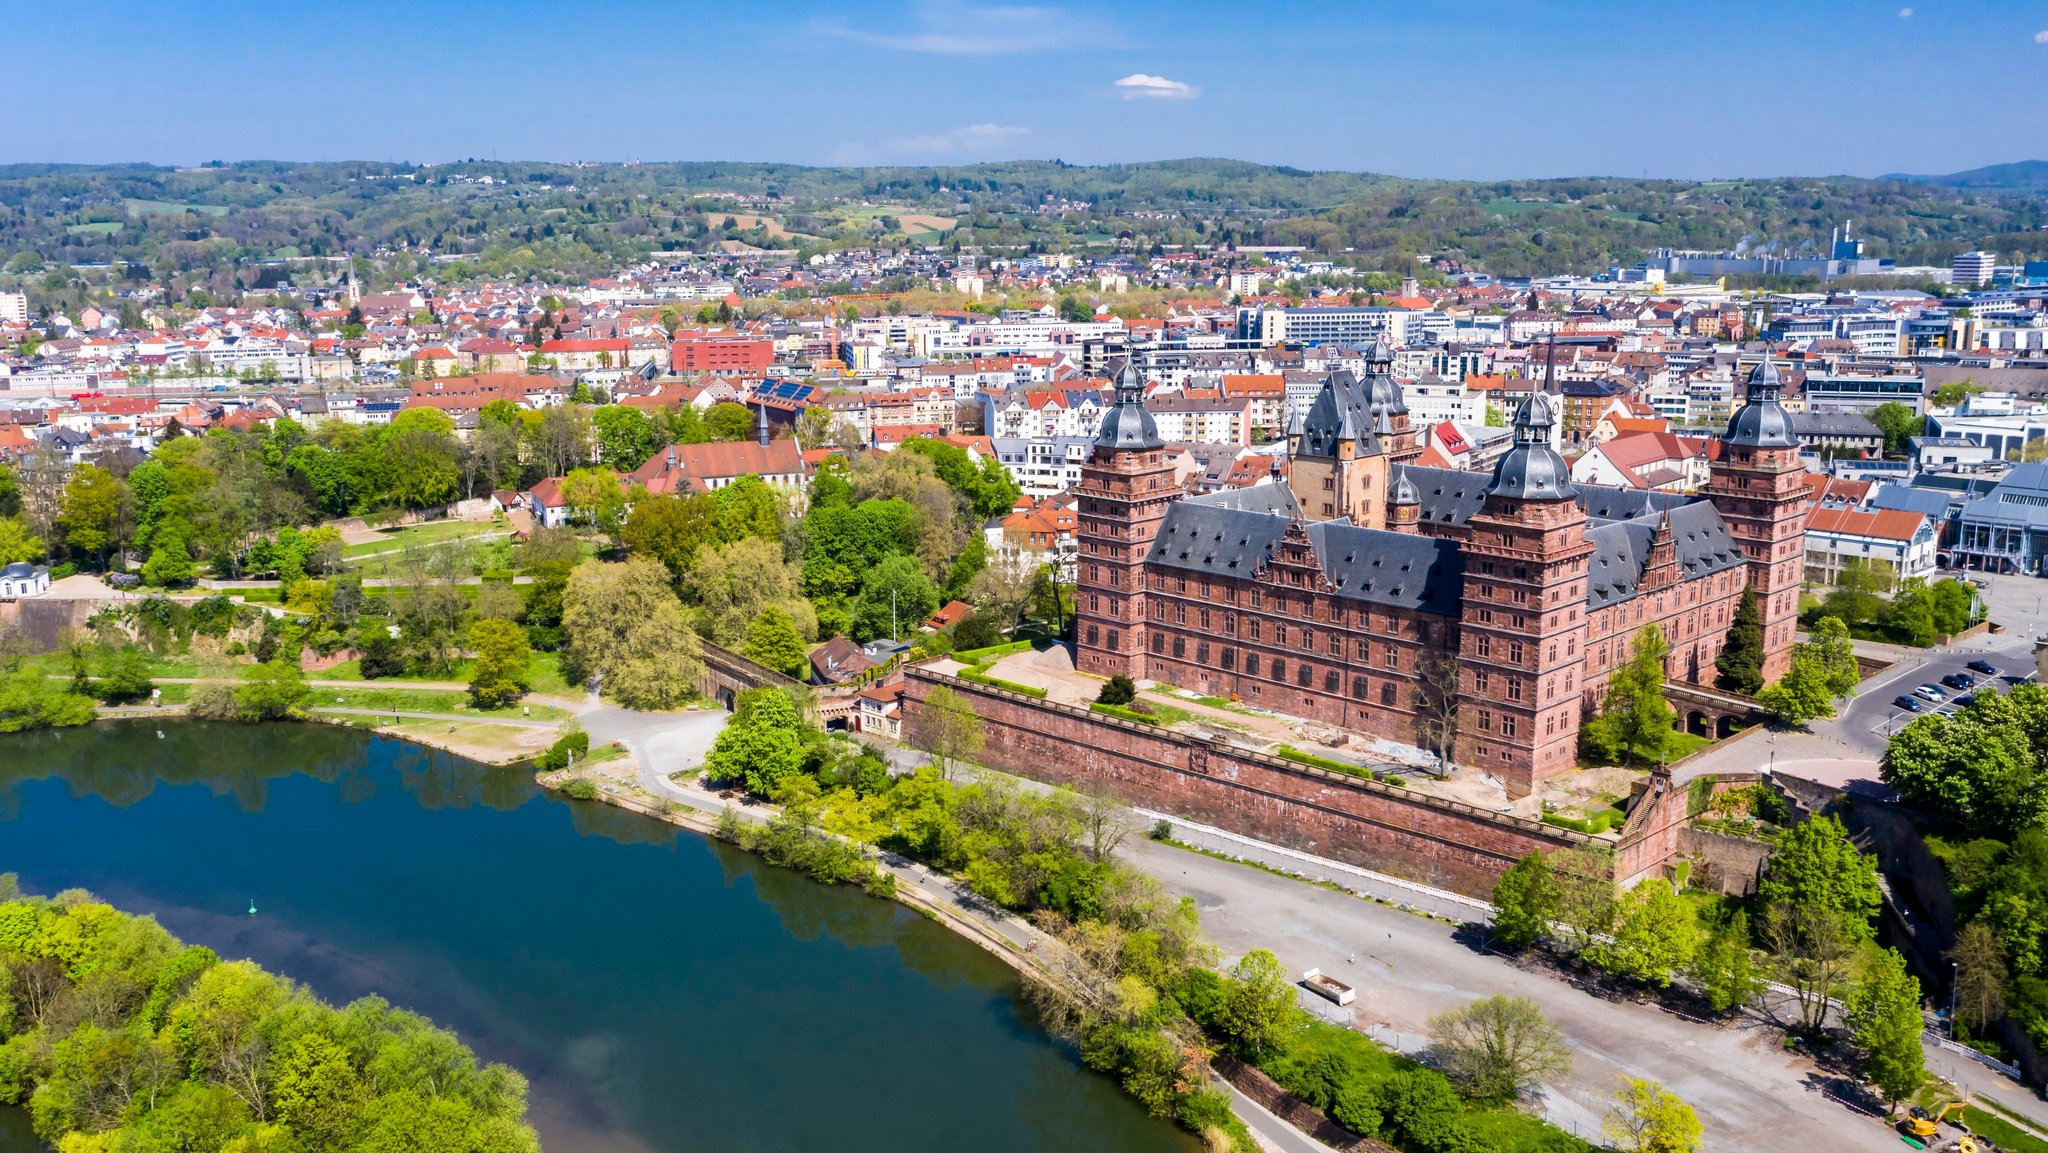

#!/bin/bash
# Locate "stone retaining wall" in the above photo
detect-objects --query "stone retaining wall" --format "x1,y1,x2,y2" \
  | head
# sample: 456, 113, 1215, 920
906, 667, 1589, 897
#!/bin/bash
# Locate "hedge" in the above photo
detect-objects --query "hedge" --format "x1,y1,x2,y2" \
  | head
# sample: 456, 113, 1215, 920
1090, 702, 1159, 725
957, 665, 1047, 699
1274, 745, 1377, 780
953, 639, 1035, 664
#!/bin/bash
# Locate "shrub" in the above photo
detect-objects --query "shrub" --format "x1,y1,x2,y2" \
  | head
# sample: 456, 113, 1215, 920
1097, 674, 1138, 706
539, 729, 591, 771
1150, 819, 1174, 841
559, 778, 598, 800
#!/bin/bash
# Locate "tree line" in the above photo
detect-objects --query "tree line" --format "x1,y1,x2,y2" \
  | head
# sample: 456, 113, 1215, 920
0, 880, 539, 1153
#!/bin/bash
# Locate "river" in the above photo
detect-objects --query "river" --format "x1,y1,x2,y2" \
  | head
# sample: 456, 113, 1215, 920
0, 720, 1193, 1153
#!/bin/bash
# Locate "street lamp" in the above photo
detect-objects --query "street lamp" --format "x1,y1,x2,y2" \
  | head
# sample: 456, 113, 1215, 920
1951, 960, 1960, 1040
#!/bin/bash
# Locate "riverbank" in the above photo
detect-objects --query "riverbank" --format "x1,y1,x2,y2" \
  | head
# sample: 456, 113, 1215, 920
92, 700, 568, 766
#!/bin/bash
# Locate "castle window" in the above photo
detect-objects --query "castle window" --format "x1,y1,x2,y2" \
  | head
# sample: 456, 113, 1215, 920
1086, 625, 1099, 645
1199, 609, 1210, 630
1328, 633, 1341, 656
1323, 670, 1338, 693
1222, 648, 1235, 670
1176, 603, 1187, 624
1474, 669, 1490, 693
1548, 643, 1558, 662
1151, 633, 1164, 653
1354, 676, 1369, 698
1271, 659, 1286, 682
1297, 663, 1313, 687
1506, 679, 1522, 702
1380, 682, 1396, 706
1223, 614, 1236, 635
1300, 628, 1313, 652
1508, 641, 1524, 664
1276, 625, 1289, 646
1249, 619, 1262, 641
1476, 635, 1492, 657
1381, 645, 1398, 669
1197, 642, 1210, 663
1173, 636, 1186, 658
1245, 653, 1260, 675
1478, 710, 1493, 733
1107, 630, 1119, 649
1501, 716, 1518, 738
1567, 637, 1577, 657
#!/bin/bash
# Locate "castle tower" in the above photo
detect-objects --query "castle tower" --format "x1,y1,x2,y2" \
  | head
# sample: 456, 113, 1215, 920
1388, 467, 1421, 533
1457, 393, 1593, 797
1706, 357, 1806, 681
1365, 338, 1422, 464
1074, 360, 1175, 679
1288, 365, 1388, 527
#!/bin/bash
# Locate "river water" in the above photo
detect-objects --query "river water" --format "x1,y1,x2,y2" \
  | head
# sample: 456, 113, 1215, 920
0, 720, 1192, 1153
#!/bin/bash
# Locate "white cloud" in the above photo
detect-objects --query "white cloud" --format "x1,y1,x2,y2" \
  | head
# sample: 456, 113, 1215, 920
1114, 73, 1198, 101
814, 2, 1083, 55
1897, 7, 1911, 17
2036, 28, 2048, 43
878, 123, 1028, 157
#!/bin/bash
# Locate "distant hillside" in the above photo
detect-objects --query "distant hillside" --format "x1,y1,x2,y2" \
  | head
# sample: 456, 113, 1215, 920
1884, 160, 2048, 191
1, 159, 2043, 286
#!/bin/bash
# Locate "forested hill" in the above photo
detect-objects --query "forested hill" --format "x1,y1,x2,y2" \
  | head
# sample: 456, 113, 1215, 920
2, 157, 2043, 284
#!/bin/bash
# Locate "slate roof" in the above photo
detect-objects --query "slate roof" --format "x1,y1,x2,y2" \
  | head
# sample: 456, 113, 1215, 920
1294, 369, 1382, 460
1584, 502, 1746, 610
1146, 499, 1465, 614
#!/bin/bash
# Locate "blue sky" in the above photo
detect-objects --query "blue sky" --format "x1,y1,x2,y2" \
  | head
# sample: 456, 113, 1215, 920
6, 0, 2045, 178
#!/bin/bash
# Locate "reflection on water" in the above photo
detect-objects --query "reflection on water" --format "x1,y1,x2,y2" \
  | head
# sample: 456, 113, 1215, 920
0, 720, 1193, 1153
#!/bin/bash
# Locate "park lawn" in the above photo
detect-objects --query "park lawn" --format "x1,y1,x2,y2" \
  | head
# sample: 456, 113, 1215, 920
316, 652, 573, 695
372, 718, 558, 761
311, 685, 570, 721
340, 518, 504, 558
1663, 729, 1714, 762
24, 652, 209, 679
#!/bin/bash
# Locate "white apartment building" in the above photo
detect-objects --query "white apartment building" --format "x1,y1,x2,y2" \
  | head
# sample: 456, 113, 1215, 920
1804, 505, 1937, 589
1401, 375, 1481, 426
990, 436, 1093, 496
1952, 251, 1998, 287
0, 292, 26, 324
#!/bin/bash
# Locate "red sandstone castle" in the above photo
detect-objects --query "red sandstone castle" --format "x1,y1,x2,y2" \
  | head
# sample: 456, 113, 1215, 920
1073, 343, 1804, 796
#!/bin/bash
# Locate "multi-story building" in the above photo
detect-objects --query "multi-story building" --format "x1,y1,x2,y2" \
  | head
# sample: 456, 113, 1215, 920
1953, 251, 1998, 288
0, 292, 26, 325
1073, 356, 1803, 796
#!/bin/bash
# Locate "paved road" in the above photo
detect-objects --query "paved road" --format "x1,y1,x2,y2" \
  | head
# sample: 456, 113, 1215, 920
1127, 836, 1902, 1153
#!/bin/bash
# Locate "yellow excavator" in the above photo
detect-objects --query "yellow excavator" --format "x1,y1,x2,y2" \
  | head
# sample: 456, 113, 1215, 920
1899, 1098, 1973, 1147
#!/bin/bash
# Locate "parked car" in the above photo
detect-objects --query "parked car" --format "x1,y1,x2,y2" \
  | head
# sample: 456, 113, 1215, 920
1968, 659, 2000, 676
1942, 673, 1974, 690
1954, 694, 1977, 708
1894, 695, 1924, 712
1914, 685, 1947, 702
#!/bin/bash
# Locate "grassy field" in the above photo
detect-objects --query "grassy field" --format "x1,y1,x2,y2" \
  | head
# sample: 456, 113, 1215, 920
341, 518, 505, 558
310, 685, 570, 721
125, 198, 230, 217
65, 221, 123, 235
21, 652, 207, 679
316, 652, 575, 696
374, 718, 558, 761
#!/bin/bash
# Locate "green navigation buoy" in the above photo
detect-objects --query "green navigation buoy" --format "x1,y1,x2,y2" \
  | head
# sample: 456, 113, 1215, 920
248, 900, 257, 916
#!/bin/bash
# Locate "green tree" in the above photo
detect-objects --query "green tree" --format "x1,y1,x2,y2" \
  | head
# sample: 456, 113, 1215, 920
1604, 1078, 1702, 1153
1714, 588, 1764, 695
0, 516, 43, 564
1599, 878, 1698, 985
705, 687, 808, 796
1218, 949, 1294, 1060
270, 1033, 364, 1148
1868, 401, 1923, 458
1846, 948, 1926, 1108
1759, 815, 1882, 935
1930, 380, 1983, 410
1880, 687, 2047, 837
1426, 994, 1571, 1104
1689, 910, 1762, 1014
234, 661, 307, 720
1758, 651, 1837, 724
1056, 294, 1094, 323
1582, 625, 1674, 766
1488, 853, 1560, 949
93, 646, 155, 705
1807, 615, 1862, 698
1096, 675, 1138, 707
714, 474, 784, 544
592, 405, 658, 470
913, 683, 984, 780
56, 464, 125, 568
466, 617, 532, 709
853, 554, 939, 642
741, 605, 808, 679
561, 557, 705, 709
704, 402, 754, 441
1824, 558, 1892, 625
1948, 921, 2008, 1034
620, 491, 723, 580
